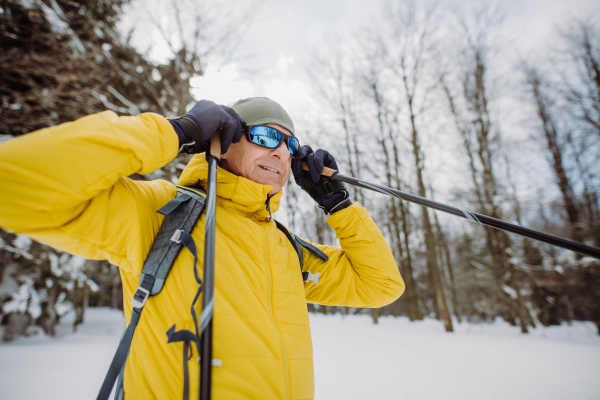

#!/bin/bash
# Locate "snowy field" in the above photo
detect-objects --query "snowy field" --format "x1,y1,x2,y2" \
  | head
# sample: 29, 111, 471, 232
1, 308, 599, 400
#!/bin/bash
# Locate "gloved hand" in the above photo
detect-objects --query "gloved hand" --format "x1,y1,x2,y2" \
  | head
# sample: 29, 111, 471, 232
291, 146, 353, 214
169, 100, 245, 154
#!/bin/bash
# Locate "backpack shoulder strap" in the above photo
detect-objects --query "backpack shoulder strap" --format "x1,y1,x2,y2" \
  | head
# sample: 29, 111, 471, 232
274, 220, 304, 269
294, 236, 329, 261
274, 220, 329, 285
139, 186, 206, 295
97, 185, 206, 400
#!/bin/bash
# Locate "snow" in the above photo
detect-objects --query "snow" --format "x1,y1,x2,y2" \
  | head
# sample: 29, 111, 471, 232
12, 234, 32, 251
0, 309, 125, 400
2, 278, 41, 318
502, 284, 518, 299
0, 236, 34, 260
106, 86, 141, 116
91, 90, 129, 114
311, 315, 600, 400
39, 0, 86, 55
0, 134, 14, 144
0, 308, 599, 400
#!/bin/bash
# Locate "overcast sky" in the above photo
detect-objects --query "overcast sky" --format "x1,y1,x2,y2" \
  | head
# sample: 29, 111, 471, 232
184, 0, 598, 117
121, 0, 599, 125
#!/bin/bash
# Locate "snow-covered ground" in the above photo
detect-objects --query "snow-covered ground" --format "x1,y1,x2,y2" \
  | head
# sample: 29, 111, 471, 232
1, 308, 599, 399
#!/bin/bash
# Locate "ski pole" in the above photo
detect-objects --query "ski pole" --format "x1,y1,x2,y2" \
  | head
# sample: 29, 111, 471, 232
200, 133, 220, 400
302, 163, 600, 260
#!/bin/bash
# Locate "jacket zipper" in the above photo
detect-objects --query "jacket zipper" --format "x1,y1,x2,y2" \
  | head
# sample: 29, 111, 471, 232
265, 196, 272, 221
262, 227, 291, 400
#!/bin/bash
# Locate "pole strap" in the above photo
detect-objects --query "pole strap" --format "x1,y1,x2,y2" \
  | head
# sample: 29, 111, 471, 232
177, 230, 203, 355
167, 325, 198, 400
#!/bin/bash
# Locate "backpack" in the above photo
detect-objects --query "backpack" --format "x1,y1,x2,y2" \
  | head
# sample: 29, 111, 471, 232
97, 186, 328, 400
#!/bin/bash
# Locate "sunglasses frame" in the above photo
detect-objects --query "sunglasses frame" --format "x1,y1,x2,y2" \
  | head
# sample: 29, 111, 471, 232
244, 125, 300, 158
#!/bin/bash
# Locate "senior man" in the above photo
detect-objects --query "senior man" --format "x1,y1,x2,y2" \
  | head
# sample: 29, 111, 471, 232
0, 97, 404, 399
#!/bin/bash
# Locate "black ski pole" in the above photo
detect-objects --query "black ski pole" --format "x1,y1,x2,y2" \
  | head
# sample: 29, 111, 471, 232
303, 163, 600, 260
200, 133, 220, 400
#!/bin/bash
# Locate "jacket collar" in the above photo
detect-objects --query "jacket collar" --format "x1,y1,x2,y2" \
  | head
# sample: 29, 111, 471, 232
177, 153, 282, 221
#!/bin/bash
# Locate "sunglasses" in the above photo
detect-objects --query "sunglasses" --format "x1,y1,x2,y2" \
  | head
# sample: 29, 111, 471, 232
245, 126, 300, 158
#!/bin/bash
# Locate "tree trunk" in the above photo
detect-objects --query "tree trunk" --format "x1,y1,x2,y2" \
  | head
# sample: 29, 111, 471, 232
37, 286, 59, 336
406, 86, 453, 332
433, 212, 461, 323
285, 178, 299, 232
371, 308, 379, 324
370, 80, 422, 321
527, 69, 584, 247
2, 313, 32, 342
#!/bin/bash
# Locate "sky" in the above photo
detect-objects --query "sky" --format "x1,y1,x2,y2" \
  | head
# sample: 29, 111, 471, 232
121, 0, 599, 129
190, 0, 381, 115
133, 0, 597, 136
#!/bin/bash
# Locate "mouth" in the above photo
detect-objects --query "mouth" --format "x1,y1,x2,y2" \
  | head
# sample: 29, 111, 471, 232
259, 165, 280, 174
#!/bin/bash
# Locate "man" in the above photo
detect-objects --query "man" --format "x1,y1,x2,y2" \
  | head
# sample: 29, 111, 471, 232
0, 97, 404, 399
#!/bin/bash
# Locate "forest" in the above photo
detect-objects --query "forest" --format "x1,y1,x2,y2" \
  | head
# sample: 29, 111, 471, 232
0, 0, 599, 342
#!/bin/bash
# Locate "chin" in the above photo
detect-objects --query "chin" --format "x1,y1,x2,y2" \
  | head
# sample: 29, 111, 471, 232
265, 181, 282, 191
253, 171, 282, 189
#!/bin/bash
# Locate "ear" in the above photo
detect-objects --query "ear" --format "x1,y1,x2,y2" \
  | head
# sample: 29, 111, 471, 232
221, 134, 246, 161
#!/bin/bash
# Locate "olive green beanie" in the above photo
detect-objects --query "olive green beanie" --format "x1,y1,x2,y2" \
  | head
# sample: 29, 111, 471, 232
231, 97, 295, 136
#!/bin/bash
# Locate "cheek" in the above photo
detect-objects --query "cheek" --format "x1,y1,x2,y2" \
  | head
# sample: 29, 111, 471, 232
245, 147, 267, 175
281, 162, 292, 183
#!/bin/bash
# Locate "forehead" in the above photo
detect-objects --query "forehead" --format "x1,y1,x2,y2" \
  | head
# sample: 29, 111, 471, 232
264, 123, 294, 137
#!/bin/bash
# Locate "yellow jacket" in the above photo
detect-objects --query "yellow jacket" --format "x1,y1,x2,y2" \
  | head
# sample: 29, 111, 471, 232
0, 111, 405, 399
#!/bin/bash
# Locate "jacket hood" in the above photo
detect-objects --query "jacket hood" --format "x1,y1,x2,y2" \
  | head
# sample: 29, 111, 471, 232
178, 153, 282, 221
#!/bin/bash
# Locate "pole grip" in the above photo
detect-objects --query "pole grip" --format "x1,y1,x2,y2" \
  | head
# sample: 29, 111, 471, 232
209, 132, 221, 159
301, 161, 337, 177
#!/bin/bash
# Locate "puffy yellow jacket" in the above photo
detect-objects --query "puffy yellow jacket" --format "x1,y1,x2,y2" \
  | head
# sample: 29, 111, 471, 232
0, 111, 405, 399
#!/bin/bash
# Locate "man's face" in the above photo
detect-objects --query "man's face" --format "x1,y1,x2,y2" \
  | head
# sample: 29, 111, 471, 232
220, 124, 293, 195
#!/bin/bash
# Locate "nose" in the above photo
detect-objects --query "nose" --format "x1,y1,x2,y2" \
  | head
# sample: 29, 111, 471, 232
270, 141, 291, 161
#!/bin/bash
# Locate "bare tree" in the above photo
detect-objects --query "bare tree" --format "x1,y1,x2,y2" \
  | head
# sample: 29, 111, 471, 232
525, 66, 584, 245
306, 47, 365, 205
382, 0, 453, 331
124, 0, 257, 110
430, 196, 461, 323
361, 56, 423, 321
553, 17, 600, 246
556, 17, 600, 138
285, 177, 299, 232
440, 4, 532, 332
120, 0, 258, 183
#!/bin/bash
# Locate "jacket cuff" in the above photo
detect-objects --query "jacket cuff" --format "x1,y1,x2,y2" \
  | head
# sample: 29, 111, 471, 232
324, 196, 354, 215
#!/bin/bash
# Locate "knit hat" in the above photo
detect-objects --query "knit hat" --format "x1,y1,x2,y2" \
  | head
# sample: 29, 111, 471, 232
231, 97, 295, 136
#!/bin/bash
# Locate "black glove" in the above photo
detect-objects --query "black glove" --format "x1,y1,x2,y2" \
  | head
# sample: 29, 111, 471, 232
291, 146, 353, 214
169, 100, 245, 154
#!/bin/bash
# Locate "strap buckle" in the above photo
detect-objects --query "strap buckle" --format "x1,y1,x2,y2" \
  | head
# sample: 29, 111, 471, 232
171, 229, 183, 243
302, 271, 320, 285
132, 286, 150, 309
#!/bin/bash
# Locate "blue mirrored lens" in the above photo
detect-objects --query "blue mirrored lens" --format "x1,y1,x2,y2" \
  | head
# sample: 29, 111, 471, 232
248, 126, 299, 157
287, 137, 300, 156
249, 127, 282, 148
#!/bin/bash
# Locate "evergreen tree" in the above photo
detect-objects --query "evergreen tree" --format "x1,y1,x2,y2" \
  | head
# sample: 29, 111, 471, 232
0, 0, 201, 340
